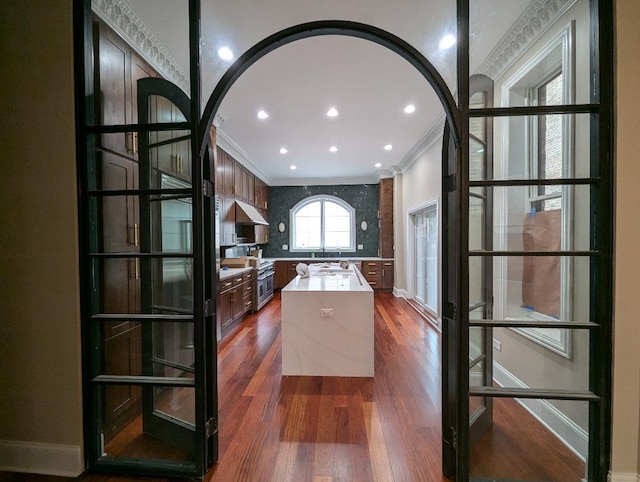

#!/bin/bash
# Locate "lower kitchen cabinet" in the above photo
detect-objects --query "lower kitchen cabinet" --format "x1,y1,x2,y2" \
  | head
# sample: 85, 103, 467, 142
360, 260, 394, 291
274, 261, 302, 289
218, 270, 254, 338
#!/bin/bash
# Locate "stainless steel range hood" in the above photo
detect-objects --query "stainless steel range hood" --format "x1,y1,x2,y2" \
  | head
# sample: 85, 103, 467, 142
235, 200, 269, 225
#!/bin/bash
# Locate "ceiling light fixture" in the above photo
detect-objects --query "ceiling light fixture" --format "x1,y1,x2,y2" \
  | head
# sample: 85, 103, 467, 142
280, 147, 288, 154
290, 165, 297, 170
217, 46, 234, 60
404, 104, 416, 114
257, 110, 269, 120
439, 34, 456, 49
384, 144, 392, 151
375, 162, 382, 168
329, 146, 338, 153
326, 107, 338, 117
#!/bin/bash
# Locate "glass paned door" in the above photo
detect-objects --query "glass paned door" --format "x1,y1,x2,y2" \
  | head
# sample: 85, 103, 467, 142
444, 1, 613, 480
75, 0, 217, 477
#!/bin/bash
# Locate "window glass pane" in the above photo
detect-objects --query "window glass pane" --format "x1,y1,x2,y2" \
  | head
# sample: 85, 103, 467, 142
473, 113, 592, 180
470, 184, 591, 253
482, 256, 591, 323
470, 0, 592, 106
469, 398, 587, 481
100, 384, 196, 463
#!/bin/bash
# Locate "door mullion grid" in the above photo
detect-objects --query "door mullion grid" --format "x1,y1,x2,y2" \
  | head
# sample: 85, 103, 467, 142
457, 0, 471, 480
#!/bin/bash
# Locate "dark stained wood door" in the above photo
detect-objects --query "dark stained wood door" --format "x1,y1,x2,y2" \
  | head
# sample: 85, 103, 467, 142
99, 151, 142, 441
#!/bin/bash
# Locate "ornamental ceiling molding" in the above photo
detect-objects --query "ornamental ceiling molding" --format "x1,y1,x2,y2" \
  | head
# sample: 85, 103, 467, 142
398, 0, 577, 173
91, 0, 190, 93
476, 0, 578, 79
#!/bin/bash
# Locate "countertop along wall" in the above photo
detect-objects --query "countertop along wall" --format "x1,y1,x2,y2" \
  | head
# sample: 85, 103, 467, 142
266, 184, 380, 258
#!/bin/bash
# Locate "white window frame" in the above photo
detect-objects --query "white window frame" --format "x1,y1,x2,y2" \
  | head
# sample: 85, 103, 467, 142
289, 194, 356, 253
498, 22, 575, 359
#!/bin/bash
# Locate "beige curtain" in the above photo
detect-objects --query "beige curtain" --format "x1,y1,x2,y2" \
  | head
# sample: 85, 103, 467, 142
522, 209, 561, 318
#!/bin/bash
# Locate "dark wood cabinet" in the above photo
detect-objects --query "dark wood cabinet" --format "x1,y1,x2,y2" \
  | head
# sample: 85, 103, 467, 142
360, 259, 394, 291
95, 20, 157, 161
218, 271, 254, 338
254, 177, 269, 210
379, 178, 394, 258
382, 260, 394, 291
246, 170, 255, 206
361, 261, 382, 290
149, 97, 191, 183
274, 261, 302, 289
219, 194, 236, 245
99, 150, 142, 441
233, 159, 243, 200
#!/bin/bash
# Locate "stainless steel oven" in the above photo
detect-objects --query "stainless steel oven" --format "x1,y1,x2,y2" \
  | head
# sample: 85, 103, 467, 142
255, 261, 274, 311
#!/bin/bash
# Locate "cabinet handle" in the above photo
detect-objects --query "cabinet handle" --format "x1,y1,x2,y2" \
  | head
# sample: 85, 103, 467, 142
128, 223, 139, 247
129, 259, 140, 280
178, 154, 183, 173
222, 281, 232, 289
126, 132, 138, 154
245, 301, 252, 307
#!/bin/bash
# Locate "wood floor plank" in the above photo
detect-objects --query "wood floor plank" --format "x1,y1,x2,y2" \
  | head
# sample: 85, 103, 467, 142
1, 292, 584, 482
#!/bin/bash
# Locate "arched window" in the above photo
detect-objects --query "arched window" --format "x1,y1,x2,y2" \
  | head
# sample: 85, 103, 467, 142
290, 195, 355, 252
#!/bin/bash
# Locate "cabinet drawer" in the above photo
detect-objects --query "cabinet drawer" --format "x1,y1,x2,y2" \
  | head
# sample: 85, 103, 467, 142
220, 278, 235, 293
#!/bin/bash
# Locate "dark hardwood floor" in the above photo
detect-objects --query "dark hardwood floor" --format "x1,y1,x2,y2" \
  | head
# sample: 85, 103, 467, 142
1, 293, 584, 481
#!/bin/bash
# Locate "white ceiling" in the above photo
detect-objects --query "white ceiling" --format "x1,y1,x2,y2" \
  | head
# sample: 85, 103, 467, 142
112, 0, 535, 185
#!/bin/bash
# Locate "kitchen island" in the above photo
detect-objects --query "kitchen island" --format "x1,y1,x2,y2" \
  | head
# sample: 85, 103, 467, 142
281, 263, 374, 377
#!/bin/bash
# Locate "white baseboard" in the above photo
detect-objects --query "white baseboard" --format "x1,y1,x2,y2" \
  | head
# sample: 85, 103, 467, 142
393, 287, 406, 298
493, 362, 588, 461
609, 473, 640, 482
0, 440, 83, 477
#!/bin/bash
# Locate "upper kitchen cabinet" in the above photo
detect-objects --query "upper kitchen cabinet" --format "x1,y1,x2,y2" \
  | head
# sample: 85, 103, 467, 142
379, 178, 394, 259
254, 177, 269, 211
217, 148, 235, 196
94, 20, 157, 161
148, 96, 191, 183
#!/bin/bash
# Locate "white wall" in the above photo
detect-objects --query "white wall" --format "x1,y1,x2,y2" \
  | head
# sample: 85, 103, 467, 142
396, 136, 443, 320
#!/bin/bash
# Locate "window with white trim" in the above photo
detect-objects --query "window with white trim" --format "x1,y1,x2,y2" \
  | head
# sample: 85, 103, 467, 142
290, 195, 355, 252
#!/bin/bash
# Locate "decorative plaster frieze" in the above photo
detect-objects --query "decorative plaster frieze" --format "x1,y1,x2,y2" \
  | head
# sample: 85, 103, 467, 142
92, 0, 190, 92
397, 0, 577, 172
476, 0, 578, 79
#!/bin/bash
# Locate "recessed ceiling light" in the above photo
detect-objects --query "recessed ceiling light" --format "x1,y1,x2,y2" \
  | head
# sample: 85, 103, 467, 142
439, 34, 456, 49
326, 107, 338, 117
280, 147, 288, 154
404, 104, 416, 114
384, 144, 393, 151
217, 46, 234, 60
257, 110, 269, 120
375, 162, 382, 168
329, 146, 338, 153
290, 165, 297, 170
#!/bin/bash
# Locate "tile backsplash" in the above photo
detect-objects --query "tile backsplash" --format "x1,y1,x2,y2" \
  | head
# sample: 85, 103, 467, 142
265, 184, 379, 258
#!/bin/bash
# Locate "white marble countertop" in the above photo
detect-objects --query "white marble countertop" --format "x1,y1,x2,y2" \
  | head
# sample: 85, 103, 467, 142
282, 263, 372, 292
265, 256, 394, 262
219, 266, 253, 280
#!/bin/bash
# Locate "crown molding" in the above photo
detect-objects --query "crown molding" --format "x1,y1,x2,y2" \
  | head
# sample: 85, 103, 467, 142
216, 128, 273, 185
397, 115, 446, 174
91, 0, 190, 92
476, 0, 578, 79
397, 0, 576, 172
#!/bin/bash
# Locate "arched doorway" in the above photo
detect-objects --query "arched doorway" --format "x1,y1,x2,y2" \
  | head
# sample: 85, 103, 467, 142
75, 1, 613, 480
